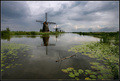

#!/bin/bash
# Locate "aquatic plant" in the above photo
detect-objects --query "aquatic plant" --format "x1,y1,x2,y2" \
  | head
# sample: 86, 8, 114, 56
61, 66, 106, 80
65, 40, 119, 80
61, 62, 114, 80
1, 43, 32, 72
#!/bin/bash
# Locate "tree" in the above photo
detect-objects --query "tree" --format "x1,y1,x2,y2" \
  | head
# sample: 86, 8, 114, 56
40, 29, 43, 32
6, 28, 10, 32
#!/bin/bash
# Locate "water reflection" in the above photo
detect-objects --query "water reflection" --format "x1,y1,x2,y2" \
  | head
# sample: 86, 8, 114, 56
55, 34, 62, 42
1, 35, 38, 41
26, 35, 37, 38
39, 35, 56, 55
1, 33, 101, 79
1, 35, 11, 41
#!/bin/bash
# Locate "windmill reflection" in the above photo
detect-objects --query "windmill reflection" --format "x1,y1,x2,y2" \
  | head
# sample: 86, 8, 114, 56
55, 34, 62, 42
40, 35, 56, 55
42, 35, 49, 46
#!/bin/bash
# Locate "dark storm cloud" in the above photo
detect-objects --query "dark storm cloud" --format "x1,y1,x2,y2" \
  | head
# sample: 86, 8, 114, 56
69, 1, 87, 8
68, 13, 100, 21
68, 1, 119, 22
1, 1, 30, 19
46, 8, 63, 17
83, 1, 119, 15
1, 1, 31, 31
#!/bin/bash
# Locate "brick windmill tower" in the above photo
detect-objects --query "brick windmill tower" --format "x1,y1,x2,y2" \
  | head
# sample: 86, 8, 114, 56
36, 13, 56, 32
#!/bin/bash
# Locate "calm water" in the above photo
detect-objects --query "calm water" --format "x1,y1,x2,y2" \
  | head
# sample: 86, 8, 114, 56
1, 33, 100, 79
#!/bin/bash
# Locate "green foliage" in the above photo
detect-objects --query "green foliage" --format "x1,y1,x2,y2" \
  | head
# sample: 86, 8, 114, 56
85, 77, 91, 80
68, 41, 119, 79
62, 67, 103, 80
61, 67, 74, 73
89, 75, 96, 79
97, 75, 103, 79
61, 67, 101, 80
85, 70, 92, 75
6, 28, 10, 31
67, 67, 74, 71
61, 69, 68, 73
69, 72, 75, 78
74, 71, 79, 76
65, 34, 119, 80
1, 30, 64, 41
78, 69, 84, 74
1, 28, 10, 37
74, 32, 119, 45
1, 43, 32, 72
61, 65, 114, 80
40, 29, 43, 32
75, 77, 79, 80
1, 30, 64, 36
30, 31, 37, 35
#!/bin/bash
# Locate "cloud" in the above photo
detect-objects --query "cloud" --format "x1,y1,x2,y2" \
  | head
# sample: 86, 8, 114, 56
1, 1, 119, 32
98, 27, 119, 32
1, 1, 32, 31
1, 1, 30, 19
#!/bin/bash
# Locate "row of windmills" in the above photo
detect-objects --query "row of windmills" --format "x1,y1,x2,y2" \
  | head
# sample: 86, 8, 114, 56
36, 13, 64, 32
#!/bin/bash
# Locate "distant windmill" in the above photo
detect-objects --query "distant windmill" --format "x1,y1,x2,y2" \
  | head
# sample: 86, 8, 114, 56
36, 13, 56, 32
54, 25, 60, 32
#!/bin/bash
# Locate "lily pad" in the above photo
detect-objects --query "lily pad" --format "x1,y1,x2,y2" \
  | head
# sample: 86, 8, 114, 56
78, 69, 84, 74
74, 72, 79, 76
75, 77, 79, 80
67, 67, 74, 71
98, 75, 104, 79
6, 66, 10, 68
91, 72, 97, 75
1, 69, 4, 72
90, 75, 96, 79
69, 72, 75, 78
61, 69, 68, 73
85, 77, 91, 80
85, 70, 92, 74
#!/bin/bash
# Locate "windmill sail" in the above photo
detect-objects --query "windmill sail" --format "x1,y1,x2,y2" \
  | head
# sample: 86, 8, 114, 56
45, 13, 47, 22
36, 20, 44, 23
47, 22, 56, 24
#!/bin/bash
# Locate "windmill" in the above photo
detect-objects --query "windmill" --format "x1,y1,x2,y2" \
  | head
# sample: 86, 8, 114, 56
36, 13, 56, 32
54, 25, 60, 32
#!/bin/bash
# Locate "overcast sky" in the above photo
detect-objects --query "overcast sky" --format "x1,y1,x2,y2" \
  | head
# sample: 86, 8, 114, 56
1, 1, 119, 32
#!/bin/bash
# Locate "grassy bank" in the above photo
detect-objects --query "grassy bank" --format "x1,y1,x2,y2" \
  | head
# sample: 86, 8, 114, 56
2, 31, 64, 35
73, 32, 119, 46
1, 28, 65, 37
1, 28, 65, 41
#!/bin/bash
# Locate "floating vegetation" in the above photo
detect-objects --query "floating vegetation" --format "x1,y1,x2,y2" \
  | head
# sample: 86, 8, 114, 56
62, 65, 114, 80
1, 43, 32, 72
69, 42, 119, 64
63, 41, 119, 80
61, 67, 82, 80
85, 77, 91, 80
61, 67, 99, 80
